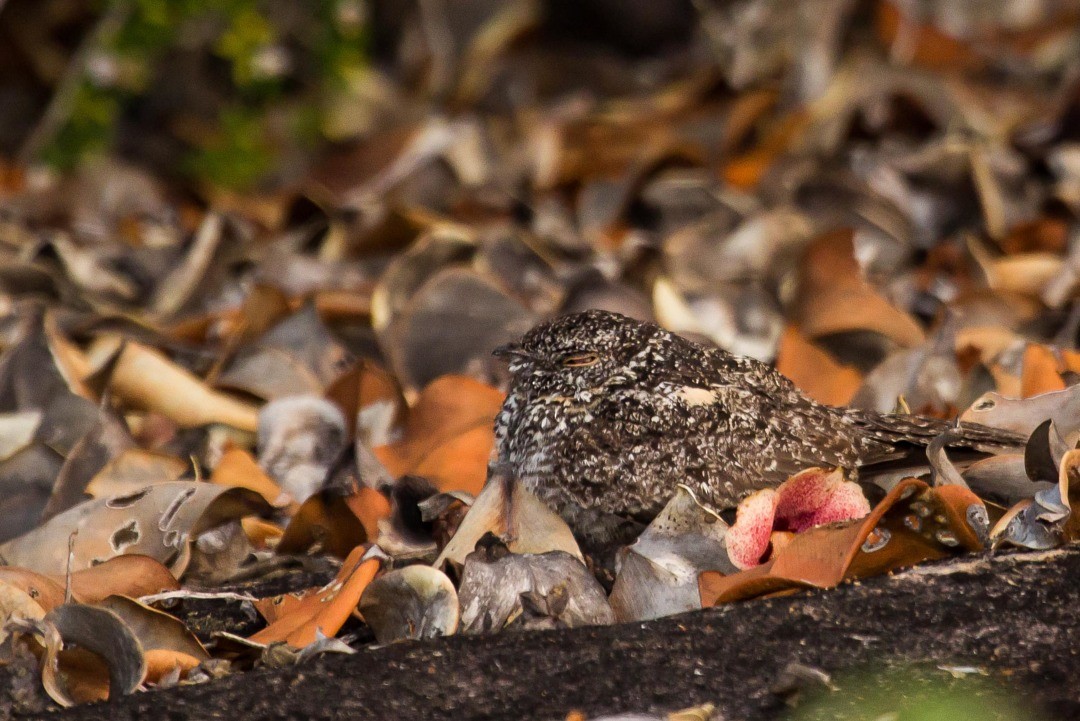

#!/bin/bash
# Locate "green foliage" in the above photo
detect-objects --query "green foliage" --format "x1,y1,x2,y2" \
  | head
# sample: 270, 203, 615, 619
42, 0, 369, 189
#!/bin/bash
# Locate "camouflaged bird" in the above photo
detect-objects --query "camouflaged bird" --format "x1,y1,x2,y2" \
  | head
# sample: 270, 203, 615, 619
493, 310, 1022, 537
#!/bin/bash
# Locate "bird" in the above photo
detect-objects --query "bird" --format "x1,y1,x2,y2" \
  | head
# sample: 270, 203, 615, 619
492, 310, 1023, 544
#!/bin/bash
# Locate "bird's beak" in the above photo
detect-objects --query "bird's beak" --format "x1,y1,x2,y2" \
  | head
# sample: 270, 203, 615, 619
493, 343, 534, 362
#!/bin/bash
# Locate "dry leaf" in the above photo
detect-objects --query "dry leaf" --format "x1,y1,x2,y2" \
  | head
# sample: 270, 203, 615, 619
775, 326, 862, 406
87, 337, 259, 431
434, 472, 581, 570
0, 482, 270, 576
250, 545, 382, 647
211, 447, 289, 507
701, 477, 988, 605
375, 375, 503, 495
358, 565, 459, 643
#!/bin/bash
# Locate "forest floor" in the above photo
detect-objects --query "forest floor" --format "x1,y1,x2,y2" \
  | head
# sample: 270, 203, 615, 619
12, 545, 1078, 721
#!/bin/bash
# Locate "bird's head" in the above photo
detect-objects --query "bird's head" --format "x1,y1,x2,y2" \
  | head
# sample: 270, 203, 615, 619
493, 310, 656, 398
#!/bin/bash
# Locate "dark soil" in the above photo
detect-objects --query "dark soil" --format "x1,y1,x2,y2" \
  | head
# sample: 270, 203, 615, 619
9, 547, 1080, 721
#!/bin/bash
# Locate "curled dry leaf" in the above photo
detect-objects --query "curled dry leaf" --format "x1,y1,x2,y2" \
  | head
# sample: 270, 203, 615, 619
457, 538, 613, 633
700, 477, 988, 606
87, 336, 259, 431
43, 603, 146, 706
990, 448, 1080, 550
95, 595, 208, 682
0, 482, 271, 576
961, 454, 1050, 507
250, 544, 382, 648
375, 375, 504, 495
609, 485, 737, 623
357, 565, 459, 644
434, 472, 581, 570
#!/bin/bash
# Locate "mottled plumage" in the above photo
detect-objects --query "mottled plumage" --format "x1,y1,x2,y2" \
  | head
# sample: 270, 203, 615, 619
493, 310, 1022, 531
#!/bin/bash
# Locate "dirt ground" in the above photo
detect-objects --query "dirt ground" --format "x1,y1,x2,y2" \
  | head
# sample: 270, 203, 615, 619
8, 546, 1078, 721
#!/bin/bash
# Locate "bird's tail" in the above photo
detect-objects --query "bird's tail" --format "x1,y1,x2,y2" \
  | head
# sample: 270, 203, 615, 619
846, 408, 1027, 461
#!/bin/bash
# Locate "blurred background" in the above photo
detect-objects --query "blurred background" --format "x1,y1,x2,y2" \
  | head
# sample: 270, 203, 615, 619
1, 0, 1079, 413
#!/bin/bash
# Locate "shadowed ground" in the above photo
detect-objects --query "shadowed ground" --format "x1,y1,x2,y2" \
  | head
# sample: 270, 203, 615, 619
14, 546, 1080, 721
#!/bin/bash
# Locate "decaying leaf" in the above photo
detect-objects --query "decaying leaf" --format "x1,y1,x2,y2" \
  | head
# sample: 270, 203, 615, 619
609, 486, 737, 623
701, 477, 989, 605
458, 536, 613, 633
358, 565, 459, 643
961, 383, 1080, 437
0, 482, 271, 576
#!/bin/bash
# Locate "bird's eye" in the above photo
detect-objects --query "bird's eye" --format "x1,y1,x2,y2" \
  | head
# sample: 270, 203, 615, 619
561, 351, 600, 368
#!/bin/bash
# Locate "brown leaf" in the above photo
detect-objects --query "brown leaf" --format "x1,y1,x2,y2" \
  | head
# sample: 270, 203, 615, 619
1021, 343, 1066, 398
87, 337, 260, 431
273, 473, 390, 557
250, 545, 382, 647
701, 478, 987, 606
776, 326, 862, 406
210, 447, 289, 507
795, 230, 925, 348
375, 375, 503, 495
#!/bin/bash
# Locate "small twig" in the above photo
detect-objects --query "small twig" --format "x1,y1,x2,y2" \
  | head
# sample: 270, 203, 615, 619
63, 530, 77, 605
17, 1, 131, 165
138, 589, 259, 605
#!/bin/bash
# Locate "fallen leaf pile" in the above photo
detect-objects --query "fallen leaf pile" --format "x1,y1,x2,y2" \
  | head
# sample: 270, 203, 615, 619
1, 0, 1080, 710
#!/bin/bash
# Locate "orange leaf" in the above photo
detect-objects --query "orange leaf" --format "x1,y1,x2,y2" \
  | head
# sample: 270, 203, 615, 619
1021, 344, 1066, 398
344, 486, 392, 541
0, 556, 179, 612
796, 230, 924, 348
250, 546, 381, 647
144, 649, 201, 684
375, 375, 503, 493
277, 490, 371, 558
211, 448, 288, 507
701, 479, 987, 606
776, 326, 862, 406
